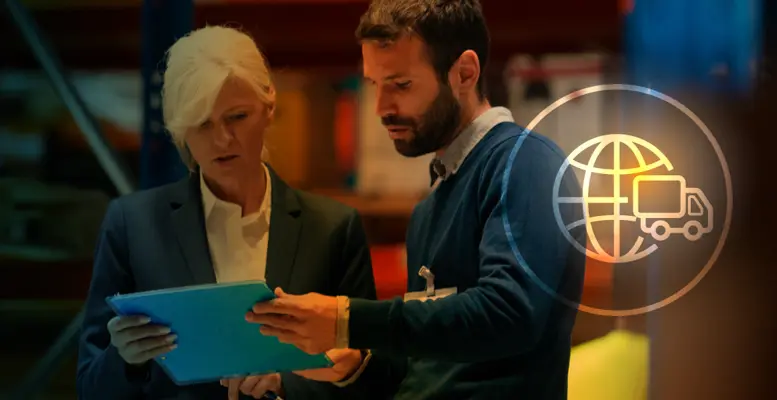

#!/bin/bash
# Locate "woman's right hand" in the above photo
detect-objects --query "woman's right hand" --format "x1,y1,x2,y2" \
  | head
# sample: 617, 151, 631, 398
293, 349, 364, 382
107, 315, 177, 365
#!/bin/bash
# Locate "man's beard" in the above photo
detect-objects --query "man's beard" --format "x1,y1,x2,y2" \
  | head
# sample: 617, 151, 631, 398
382, 83, 461, 157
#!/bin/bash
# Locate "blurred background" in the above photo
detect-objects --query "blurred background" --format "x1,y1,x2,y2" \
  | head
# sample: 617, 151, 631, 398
0, 0, 774, 399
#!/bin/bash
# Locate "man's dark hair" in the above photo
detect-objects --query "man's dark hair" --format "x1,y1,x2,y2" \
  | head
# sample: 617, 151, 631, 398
356, 0, 490, 100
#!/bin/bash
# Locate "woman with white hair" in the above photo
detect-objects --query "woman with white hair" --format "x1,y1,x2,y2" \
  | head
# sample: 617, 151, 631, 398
76, 26, 375, 399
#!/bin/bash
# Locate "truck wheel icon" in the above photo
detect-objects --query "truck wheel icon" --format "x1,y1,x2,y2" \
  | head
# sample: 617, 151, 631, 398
650, 220, 672, 241
683, 221, 704, 241
635, 175, 714, 244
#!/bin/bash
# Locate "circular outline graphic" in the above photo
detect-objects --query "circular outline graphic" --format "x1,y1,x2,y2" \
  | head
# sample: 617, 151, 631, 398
502, 84, 733, 317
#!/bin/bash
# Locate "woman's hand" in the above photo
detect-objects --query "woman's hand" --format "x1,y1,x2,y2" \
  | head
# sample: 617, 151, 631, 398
107, 315, 177, 366
292, 349, 363, 383
220, 373, 282, 399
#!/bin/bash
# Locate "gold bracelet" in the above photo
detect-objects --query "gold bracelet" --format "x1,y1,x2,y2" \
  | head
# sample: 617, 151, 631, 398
335, 296, 350, 349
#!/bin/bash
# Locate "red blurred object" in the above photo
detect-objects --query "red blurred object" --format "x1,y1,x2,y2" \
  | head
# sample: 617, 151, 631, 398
620, 0, 634, 15
333, 92, 357, 174
369, 245, 407, 300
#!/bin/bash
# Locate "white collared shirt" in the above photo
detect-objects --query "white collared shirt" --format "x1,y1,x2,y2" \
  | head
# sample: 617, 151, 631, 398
200, 165, 272, 283
431, 106, 515, 183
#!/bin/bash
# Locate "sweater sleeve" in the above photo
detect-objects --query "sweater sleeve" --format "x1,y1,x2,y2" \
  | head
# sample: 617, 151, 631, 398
348, 135, 584, 363
279, 210, 378, 400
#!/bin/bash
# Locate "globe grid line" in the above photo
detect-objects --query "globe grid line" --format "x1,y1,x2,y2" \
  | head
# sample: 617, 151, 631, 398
558, 133, 674, 264
503, 84, 733, 317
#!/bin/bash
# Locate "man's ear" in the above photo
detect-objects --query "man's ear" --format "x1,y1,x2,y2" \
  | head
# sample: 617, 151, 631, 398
455, 50, 481, 95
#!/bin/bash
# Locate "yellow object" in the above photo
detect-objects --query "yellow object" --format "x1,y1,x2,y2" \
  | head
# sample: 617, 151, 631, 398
568, 329, 649, 400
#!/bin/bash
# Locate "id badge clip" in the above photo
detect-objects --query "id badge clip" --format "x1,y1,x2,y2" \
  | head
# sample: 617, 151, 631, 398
404, 266, 457, 302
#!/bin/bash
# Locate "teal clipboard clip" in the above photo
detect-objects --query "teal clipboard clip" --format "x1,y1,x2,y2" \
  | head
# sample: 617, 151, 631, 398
106, 280, 333, 385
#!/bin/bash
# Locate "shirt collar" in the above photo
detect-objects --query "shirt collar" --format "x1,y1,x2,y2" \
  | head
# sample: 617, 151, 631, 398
201, 163, 272, 222
430, 106, 515, 185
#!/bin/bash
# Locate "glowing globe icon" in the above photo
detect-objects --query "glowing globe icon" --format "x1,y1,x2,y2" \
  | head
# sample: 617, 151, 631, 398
553, 133, 714, 264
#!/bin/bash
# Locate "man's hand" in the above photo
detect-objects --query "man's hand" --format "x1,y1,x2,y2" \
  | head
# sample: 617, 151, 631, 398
246, 288, 337, 355
220, 373, 282, 399
293, 349, 363, 382
107, 315, 177, 366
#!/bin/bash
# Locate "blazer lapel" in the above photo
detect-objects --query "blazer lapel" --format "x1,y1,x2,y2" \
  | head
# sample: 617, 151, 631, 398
265, 166, 302, 290
169, 174, 217, 285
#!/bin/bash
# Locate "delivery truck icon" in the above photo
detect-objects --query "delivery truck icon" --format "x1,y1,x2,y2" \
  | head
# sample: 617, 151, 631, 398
633, 175, 713, 242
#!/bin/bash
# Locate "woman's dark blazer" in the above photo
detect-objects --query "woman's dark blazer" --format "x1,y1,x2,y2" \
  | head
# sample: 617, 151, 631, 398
76, 166, 377, 399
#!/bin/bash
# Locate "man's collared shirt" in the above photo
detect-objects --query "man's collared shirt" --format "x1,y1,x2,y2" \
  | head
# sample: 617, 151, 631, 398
200, 164, 272, 283
429, 106, 515, 186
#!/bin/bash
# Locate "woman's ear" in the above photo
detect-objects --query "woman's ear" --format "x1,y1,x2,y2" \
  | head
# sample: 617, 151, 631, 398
266, 85, 277, 121
266, 101, 276, 122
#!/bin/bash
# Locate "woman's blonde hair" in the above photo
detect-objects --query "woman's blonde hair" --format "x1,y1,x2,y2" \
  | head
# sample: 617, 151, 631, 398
162, 25, 275, 170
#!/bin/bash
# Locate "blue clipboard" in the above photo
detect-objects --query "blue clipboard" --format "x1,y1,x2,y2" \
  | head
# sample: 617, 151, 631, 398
106, 280, 333, 385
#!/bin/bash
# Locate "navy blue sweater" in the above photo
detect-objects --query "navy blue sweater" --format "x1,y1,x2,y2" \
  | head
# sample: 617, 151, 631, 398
348, 122, 586, 399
